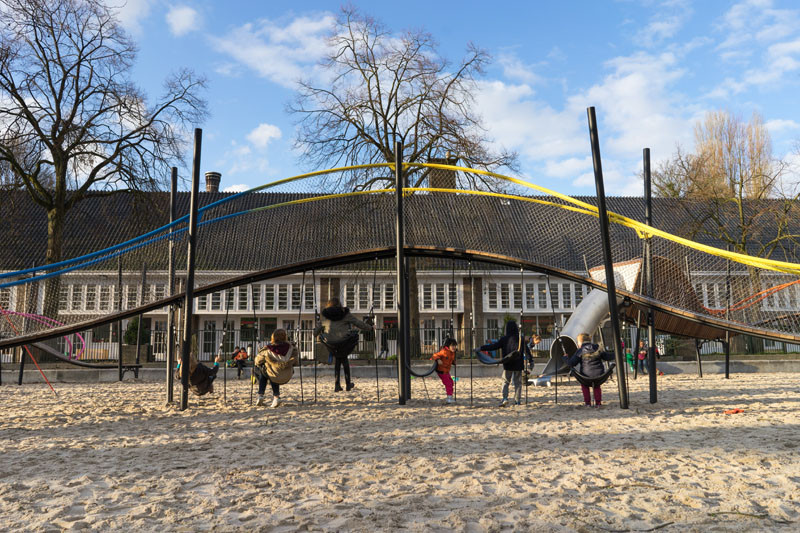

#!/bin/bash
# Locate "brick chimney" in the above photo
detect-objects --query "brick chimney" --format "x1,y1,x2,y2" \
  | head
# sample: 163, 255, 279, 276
205, 171, 221, 193
428, 152, 459, 189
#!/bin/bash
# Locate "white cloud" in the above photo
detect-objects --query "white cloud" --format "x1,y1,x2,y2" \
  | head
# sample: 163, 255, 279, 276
222, 183, 249, 193
765, 118, 800, 134
210, 14, 335, 87
635, 0, 692, 49
166, 5, 200, 37
109, 0, 154, 35
497, 54, 542, 84
246, 123, 282, 149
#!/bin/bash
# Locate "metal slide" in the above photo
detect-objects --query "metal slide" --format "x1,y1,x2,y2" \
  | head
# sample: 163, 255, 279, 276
533, 288, 618, 385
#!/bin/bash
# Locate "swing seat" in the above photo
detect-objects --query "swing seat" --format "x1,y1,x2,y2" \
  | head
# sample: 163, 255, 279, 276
408, 360, 439, 378
476, 350, 503, 365
320, 332, 360, 360
569, 363, 616, 388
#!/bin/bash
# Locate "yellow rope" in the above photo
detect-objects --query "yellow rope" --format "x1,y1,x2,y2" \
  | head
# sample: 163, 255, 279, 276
241, 162, 800, 276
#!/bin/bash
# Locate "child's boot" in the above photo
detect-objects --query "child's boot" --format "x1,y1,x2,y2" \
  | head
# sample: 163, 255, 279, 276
256, 394, 265, 406
445, 395, 453, 404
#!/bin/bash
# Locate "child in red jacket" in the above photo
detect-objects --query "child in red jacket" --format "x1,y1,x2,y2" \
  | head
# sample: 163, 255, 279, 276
431, 338, 458, 404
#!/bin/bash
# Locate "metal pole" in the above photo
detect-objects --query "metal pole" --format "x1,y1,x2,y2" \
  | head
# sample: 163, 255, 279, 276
395, 140, 408, 405
725, 245, 731, 379
695, 340, 704, 378
469, 261, 474, 407
135, 263, 147, 368
180, 128, 202, 411
643, 148, 658, 403
117, 257, 123, 381
586, 106, 629, 409
166, 167, 177, 404
684, 255, 702, 378
17, 264, 35, 386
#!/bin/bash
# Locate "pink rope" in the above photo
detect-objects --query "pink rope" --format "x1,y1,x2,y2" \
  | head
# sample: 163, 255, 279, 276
0, 309, 87, 359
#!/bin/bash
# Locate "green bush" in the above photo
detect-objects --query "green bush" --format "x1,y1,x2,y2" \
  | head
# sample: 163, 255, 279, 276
123, 316, 150, 345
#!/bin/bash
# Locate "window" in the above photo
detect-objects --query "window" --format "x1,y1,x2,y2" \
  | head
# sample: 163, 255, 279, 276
344, 284, 355, 308
435, 284, 445, 309
99, 285, 111, 311
488, 283, 497, 309
282, 320, 295, 334
550, 283, 559, 308
71, 284, 83, 311
238, 287, 249, 311
422, 318, 436, 345
126, 285, 138, 309
513, 283, 522, 310
525, 283, 535, 310
486, 318, 500, 341
198, 294, 208, 310
500, 283, 510, 309
574, 284, 585, 306
384, 283, 394, 309
252, 285, 261, 311
561, 284, 572, 309
537, 283, 548, 309
422, 283, 432, 310
202, 321, 217, 356
278, 284, 289, 310
359, 284, 369, 310
291, 284, 301, 310
154, 284, 166, 301
448, 283, 457, 309
305, 285, 314, 310
372, 284, 381, 310
85, 285, 97, 311
141, 283, 150, 304
225, 289, 234, 311
210, 291, 221, 310
264, 285, 275, 310
0, 287, 11, 310
58, 285, 69, 311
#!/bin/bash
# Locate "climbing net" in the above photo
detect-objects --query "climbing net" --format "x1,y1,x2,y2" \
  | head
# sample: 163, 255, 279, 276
1, 163, 798, 349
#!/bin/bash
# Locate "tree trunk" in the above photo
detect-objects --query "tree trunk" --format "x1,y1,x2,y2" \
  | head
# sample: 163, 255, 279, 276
42, 205, 65, 319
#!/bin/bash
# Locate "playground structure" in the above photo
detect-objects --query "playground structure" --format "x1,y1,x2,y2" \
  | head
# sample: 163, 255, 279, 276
2, 111, 800, 409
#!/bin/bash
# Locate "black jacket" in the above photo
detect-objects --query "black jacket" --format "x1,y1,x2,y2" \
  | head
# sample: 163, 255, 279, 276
565, 342, 615, 378
479, 321, 531, 371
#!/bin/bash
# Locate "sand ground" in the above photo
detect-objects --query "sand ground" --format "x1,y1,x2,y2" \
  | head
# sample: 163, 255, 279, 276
0, 372, 798, 532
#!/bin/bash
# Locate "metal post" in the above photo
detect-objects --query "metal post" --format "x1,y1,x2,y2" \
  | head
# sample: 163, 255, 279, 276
395, 140, 408, 405
694, 340, 704, 378
643, 148, 657, 403
469, 261, 474, 407
166, 167, 177, 404
135, 263, 147, 369
180, 128, 202, 411
117, 257, 123, 381
725, 245, 731, 379
17, 264, 35, 386
587, 107, 628, 409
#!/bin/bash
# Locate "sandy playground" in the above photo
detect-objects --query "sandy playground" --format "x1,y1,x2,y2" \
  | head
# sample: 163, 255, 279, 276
0, 372, 798, 532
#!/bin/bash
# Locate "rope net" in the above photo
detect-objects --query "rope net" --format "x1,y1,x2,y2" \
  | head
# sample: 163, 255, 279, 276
1, 163, 798, 351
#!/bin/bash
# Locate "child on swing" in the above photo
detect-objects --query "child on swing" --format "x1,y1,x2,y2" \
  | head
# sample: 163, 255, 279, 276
431, 338, 457, 404
564, 332, 615, 408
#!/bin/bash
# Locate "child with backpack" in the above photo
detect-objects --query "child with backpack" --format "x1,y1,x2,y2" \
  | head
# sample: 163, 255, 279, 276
564, 332, 615, 408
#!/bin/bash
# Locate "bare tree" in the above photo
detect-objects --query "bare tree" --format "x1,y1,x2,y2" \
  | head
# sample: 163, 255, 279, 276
653, 110, 799, 261
290, 8, 518, 359
290, 7, 518, 191
0, 0, 206, 316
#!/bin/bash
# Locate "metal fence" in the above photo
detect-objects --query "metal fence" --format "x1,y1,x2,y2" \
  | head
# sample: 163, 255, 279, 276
2, 326, 799, 366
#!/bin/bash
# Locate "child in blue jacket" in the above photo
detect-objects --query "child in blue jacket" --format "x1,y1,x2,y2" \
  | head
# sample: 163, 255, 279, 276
564, 333, 615, 407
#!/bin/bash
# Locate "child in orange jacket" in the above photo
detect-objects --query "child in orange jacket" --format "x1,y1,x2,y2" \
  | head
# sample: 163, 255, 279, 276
431, 338, 458, 404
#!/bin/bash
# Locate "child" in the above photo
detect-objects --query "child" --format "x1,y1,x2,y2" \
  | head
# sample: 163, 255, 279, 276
431, 338, 457, 404
636, 340, 648, 374
176, 354, 223, 396
314, 298, 373, 392
479, 321, 532, 407
233, 345, 249, 379
626, 350, 636, 372
254, 329, 297, 408
564, 332, 615, 408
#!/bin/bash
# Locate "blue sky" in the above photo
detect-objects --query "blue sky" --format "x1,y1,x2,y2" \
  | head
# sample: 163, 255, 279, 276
114, 0, 800, 196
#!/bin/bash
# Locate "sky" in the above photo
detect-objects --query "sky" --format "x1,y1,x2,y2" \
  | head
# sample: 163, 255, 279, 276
112, 0, 800, 196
